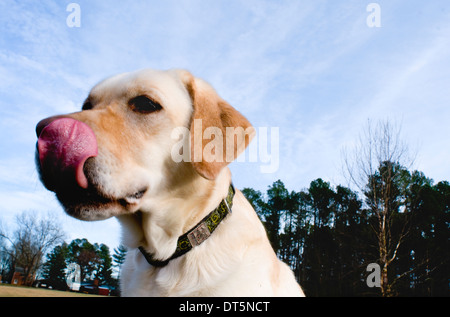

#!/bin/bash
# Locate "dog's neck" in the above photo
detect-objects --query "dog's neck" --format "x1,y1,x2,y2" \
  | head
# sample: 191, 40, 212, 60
117, 168, 232, 262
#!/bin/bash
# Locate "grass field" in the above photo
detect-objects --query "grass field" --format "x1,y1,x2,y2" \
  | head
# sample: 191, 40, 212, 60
0, 284, 102, 297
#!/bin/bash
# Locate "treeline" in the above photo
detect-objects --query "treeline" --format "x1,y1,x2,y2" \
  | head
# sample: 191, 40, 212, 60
242, 164, 449, 296
0, 212, 127, 294
42, 238, 126, 293
0, 212, 65, 286
2, 167, 448, 296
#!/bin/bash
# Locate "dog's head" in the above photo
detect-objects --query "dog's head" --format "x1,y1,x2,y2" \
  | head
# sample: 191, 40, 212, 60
35, 69, 254, 221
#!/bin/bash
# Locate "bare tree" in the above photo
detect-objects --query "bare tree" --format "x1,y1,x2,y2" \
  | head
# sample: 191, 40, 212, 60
0, 212, 65, 285
342, 119, 415, 296
0, 224, 11, 281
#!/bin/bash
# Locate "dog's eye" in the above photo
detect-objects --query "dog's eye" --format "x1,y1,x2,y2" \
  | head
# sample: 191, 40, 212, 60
129, 96, 162, 114
82, 99, 93, 110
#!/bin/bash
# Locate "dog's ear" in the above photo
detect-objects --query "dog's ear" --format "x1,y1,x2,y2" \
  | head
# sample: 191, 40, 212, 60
177, 70, 255, 180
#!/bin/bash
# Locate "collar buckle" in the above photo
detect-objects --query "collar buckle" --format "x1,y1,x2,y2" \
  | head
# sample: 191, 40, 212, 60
187, 222, 211, 247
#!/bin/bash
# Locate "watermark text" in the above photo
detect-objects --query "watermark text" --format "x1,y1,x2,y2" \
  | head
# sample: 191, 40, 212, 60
366, 3, 381, 28
170, 120, 279, 174
66, 3, 81, 28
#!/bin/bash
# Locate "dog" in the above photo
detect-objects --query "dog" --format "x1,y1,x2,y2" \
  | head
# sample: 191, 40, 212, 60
35, 69, 304, 296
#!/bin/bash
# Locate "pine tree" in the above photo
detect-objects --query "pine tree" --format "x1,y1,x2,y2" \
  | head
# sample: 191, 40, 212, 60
42, 243, 69, 290
96, 243, 113, 285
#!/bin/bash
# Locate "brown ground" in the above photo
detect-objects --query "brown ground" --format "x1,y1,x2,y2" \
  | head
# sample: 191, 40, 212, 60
0, 284, 101, 297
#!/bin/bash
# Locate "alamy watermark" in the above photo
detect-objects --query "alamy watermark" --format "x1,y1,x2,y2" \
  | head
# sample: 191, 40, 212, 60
67, 3, 382, 29
170, 119, 279, 174
366, 263, 381, 288
66, 3, 81, 28
366, 3, 381, 28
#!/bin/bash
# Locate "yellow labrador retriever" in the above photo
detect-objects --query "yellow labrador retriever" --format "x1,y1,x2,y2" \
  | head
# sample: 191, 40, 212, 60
35, 69, 304, 296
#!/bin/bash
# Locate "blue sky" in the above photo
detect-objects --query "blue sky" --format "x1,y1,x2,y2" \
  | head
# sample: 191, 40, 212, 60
1, 0, 450, 250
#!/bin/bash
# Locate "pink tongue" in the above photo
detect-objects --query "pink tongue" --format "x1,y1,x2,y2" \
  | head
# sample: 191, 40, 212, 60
38, 118, 98, 189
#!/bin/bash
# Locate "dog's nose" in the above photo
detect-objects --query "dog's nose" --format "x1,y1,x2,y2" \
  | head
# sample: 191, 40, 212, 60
37, 117, 98, 189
